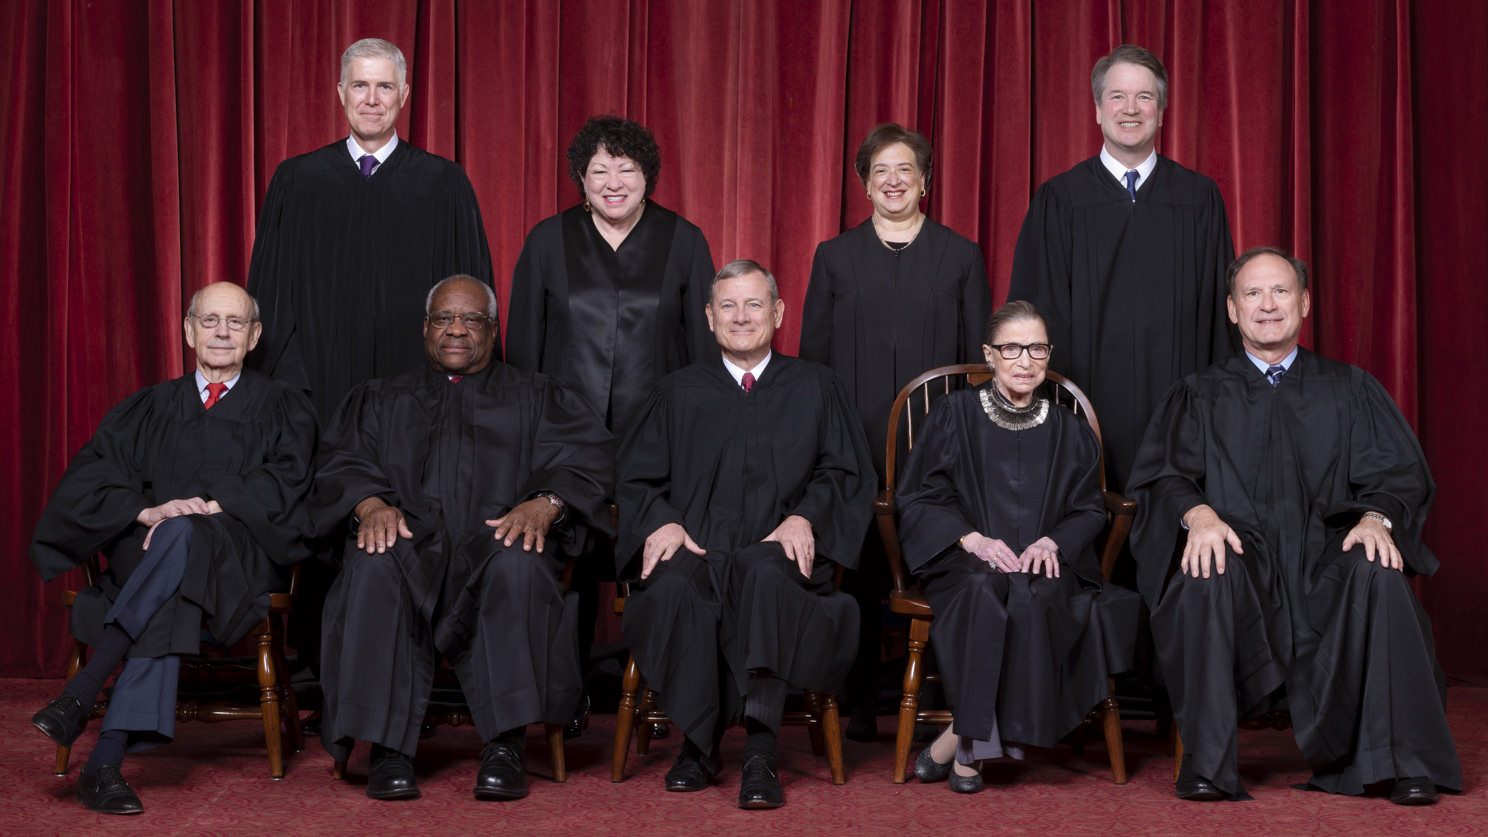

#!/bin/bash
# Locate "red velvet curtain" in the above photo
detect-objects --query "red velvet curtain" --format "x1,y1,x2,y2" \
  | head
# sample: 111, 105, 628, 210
4, 0, 1484, 682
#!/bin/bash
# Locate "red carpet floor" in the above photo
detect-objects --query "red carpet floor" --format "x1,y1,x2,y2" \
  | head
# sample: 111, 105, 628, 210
1, 678, 1482, 835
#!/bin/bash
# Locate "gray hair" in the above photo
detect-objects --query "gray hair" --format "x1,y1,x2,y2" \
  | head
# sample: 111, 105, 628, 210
187, 285, 260, 322
426, 275, 498, 319
341, 38, 407, 88
709, 259, 779, 304
1092, 44, 1169, 109
1227, 246, 1310, 296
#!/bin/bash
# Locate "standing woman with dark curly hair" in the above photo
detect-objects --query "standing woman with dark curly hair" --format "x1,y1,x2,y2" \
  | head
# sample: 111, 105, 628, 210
507, 116, 717, 433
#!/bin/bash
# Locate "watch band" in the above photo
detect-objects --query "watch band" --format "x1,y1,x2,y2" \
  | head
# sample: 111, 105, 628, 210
1362, 511, 1393, 531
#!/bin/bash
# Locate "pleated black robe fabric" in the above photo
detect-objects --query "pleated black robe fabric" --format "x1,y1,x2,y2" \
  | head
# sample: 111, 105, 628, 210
800, 217, 991, 480
247, 140, 496, 420
1128, 351, 1461, 797
311, 362, 614, 759
1008, 155, 1234, 492
505, 203, 716, 434
615, 355, 876, 756
896, 385, 1138, 747
30, 371, 317, 657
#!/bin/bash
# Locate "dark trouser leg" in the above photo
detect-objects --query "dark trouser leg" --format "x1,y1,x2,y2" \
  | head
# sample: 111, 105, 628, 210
842, 524, 886, 734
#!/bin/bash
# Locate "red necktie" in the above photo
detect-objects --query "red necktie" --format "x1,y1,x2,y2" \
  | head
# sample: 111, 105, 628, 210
450, 376, 463, 384
204, 382, 227, 409
741, 372, 755, 393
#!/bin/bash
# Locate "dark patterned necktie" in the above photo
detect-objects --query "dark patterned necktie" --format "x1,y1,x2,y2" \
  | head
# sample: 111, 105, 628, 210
1266, 365, 1286, 387
204, 382, 227, 409
359, 154, 377, 179
741, 372, 755, 393
1125, 169, 1139, 202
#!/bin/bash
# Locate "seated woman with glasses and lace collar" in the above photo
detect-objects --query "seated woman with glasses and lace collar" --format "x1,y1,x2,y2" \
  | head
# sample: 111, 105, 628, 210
894, 300, 1139, 793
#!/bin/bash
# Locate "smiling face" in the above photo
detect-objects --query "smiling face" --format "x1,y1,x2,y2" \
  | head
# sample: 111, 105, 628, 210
1095, 61, 1164, 165
423, 279, 497, 376
184, 282, 261, 379
583, 148, 648, 227
337, 56, 409, 152
1227, 253, 1311, 362
983, 317, 1050, 407
866, 141, 926, 222
706, 270, 784, 369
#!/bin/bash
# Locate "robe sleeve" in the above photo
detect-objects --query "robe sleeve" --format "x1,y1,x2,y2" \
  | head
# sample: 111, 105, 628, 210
441, 166, 501, 358
959, 245, 993, 362
784, 369, 876, 569
504, 223, 551, 370
1041, 414, 1108, 579
1008, 182, 1074, 357
1128, 379, 1214, 604
797, 242, 834, 363
308, 382, 396, 539
245, 160, 298, 379
895, 397, 978, 572
614, 384, 687, 576
203, 385, 319, 565
520, 379, 615, 535
680, 223, 718, 365
1197, 178, 1237, 362
29, 389, 159, 581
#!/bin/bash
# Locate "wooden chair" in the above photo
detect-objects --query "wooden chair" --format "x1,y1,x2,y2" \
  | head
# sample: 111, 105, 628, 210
54, 556, 303, 778
874, 364, 1133, 784
609, 579, 847, 785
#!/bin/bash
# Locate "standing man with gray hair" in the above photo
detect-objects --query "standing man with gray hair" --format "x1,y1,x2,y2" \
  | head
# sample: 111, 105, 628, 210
1008, 44, 1234, 495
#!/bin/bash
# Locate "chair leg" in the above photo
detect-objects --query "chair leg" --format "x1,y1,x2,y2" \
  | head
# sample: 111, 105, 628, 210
255, 619, 285, 779
546, 723, 567, 782
803, 690, 826, 756
270, 615, 304, 753
893, 617, 931, 784
1171, 723, 1184, 783
332, 760, 347, 780
611, 654, 643, 782
816, 691, 846, 785
53, 638, 88, 776
635, 689, 658, 755
1101, 678, 1126, 784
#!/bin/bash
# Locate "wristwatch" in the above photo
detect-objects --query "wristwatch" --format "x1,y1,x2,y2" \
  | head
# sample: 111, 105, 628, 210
538, 492, 567, 525
1362, 511, 1393, 532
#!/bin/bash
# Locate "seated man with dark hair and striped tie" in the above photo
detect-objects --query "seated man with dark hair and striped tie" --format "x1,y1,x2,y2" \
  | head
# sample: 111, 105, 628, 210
1128, 247, 1461, 805
617, 259, 876, 809
31, 282, 319, 814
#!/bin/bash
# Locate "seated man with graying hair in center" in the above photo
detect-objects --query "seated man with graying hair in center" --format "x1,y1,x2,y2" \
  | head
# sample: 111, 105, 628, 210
312, 274, 614, 803
617, 259, 875, 810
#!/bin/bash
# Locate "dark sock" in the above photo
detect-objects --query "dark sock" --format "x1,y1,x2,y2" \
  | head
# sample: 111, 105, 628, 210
493, 726, 525, 748
84, 730, 128, 771
743, 718, 777, 763
64, 624, 132, 706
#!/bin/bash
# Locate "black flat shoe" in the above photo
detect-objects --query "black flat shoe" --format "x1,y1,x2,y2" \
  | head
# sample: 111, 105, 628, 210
665, 754, 714, 792
77, 766, 143, 815
474, 741, 528, 800
1389, 777, 1439, 806
33, 694, 89, 747
1174, 754, 1227, 801
737, 754, 784, 809
564, 694, 591, 740
367, 748, 420, 800
948, 763, 983, 794
914, 746, 952, 783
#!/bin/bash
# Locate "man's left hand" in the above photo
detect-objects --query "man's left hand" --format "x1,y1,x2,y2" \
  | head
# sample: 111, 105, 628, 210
763, 515, 816, 578
1343, 513, 1402, 571
487, 497, 562, 554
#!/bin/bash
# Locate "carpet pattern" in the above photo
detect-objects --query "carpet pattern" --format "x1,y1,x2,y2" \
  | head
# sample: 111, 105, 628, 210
1, 679, 1482, 835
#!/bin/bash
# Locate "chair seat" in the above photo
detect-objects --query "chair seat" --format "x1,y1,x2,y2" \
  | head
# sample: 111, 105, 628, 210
887, 589, 934, 619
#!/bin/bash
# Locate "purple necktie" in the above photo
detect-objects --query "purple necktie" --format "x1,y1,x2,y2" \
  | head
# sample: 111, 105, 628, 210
359, 154, 378, 179
741, 372, 755, 393
1125, 169, 1139, 202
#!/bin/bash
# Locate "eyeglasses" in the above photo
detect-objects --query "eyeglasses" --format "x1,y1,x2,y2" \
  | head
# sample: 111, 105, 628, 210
193, 314, 253, 331
988, 342, 1053, 360
427, 312, 492, 331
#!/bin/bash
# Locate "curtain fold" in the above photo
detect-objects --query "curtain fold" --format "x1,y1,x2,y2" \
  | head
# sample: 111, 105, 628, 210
3, 0, 1484, 681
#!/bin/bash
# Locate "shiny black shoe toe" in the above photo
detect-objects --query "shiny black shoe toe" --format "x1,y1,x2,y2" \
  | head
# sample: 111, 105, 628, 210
1175, 754, 1227, 801
474, 742, 528, 800
914, 746, 952, 783
367, 749, 421, 800
33, 694, 89, 747
564, 694, 591, 740
1389, 777, 1439, 806
665, 756, 713, 792
77, 766, 143, 815
738, 754, 784, 809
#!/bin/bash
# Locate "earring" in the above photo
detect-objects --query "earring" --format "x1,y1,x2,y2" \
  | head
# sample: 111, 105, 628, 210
583, 200, 592, 213
920, 187, 927, 198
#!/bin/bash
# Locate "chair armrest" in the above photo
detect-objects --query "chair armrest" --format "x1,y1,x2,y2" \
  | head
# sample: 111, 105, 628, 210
1103, 490, 1136, 516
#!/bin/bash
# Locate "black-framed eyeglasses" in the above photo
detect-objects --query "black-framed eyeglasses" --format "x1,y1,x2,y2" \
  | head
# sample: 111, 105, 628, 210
193, 314, 253, 331
989, 342, 1052, 360
427, 312, 492, 331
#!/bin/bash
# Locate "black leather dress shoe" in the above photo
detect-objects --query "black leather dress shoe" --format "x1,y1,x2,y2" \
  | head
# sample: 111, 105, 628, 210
77, 765, 143, 815
1389, 777, 1439, 806
665, 753, 714, 792
564, 694, 591, 740
1174, 754, 1227, 801
366, 749, 421, 800
474, 741, 528, 800
913, 746, 952, 783
33, 694, 89, 747
737, 754, 784, 809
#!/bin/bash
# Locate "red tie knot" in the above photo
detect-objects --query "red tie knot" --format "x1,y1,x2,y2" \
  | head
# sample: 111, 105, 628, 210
204, 382, 228, 409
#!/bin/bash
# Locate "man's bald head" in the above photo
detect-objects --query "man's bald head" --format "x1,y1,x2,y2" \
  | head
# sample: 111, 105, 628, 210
184, 282, 262, 380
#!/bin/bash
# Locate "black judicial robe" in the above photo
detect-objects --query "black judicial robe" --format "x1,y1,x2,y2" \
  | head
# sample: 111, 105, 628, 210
247, 140, 496, 419
1009, 155, 1234, 492
1129, 350, 1460, 796
505, 203, 715, 433
896, 385, 1137, 746
31, 371, 317, 657
311, 362, 614, 756
801, 217, 990, 479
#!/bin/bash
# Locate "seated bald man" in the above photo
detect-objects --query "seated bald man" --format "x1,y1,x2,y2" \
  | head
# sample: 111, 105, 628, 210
31, 282, 318, 814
